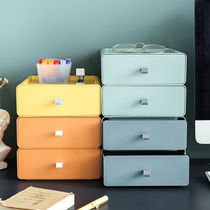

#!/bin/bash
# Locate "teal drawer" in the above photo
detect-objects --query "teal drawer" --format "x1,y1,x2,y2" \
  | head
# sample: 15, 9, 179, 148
101, 48, 187, 85
103, 118, 187, 151
103, 155, 189, 186
102, 86, 186, 117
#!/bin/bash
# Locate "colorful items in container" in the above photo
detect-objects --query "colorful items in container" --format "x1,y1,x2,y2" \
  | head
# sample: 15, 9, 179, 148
37, 58, 72, 84
38, 58, 71, 65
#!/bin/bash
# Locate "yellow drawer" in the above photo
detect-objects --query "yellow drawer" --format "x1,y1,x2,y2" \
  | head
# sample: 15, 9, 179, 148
16, 76, 101, 117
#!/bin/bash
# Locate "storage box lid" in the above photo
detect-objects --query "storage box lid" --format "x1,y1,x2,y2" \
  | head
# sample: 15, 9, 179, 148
101, 48, 185, 55
18, 76, 100, 86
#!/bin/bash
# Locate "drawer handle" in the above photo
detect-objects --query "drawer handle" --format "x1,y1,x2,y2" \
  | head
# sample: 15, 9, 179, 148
55, 98, 63, 105
56, 162, 63, 169
140, 134, 150, 140
55, 130, 63, 136
143, 170, 151, 177
140, 98, 148, 105
140, 67, 148, 74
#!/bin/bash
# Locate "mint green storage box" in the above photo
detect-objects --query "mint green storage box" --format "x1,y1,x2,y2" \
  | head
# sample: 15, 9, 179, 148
101, 48, 187, 86
102, 86, 186, 117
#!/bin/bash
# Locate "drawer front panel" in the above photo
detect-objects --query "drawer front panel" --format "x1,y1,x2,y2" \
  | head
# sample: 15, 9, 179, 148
17, 149, 101, 180
103, 155, 189, 186
17, 84, 101, 117
101, 53, 186, 85
17, 117, 101, 148
103, 119, 187, 150
102, 86, 186, 117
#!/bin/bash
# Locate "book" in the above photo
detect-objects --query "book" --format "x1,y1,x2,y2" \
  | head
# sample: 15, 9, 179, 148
0, 200, 22, 209
0, 187, 74, 210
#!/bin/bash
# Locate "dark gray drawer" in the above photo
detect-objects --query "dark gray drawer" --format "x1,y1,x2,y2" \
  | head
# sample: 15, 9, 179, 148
103, 118, 187, 151
103, 155, 189, 186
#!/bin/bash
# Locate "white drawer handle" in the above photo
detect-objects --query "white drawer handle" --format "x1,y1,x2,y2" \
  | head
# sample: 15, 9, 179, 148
55, 130, 63, 136
56, 162, 63, 169
140, 98, 148, 105
140, 134, 150, 140
55, 98, 63, 105
140, 67, 148, 74
143, 170, 151, 177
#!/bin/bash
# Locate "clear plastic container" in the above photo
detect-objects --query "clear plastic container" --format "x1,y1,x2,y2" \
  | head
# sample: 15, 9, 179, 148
37, 63, 72, 84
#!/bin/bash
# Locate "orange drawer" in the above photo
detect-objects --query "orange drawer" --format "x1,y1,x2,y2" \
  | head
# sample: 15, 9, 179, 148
17, 117, 101, 148
17, 149, 102, 180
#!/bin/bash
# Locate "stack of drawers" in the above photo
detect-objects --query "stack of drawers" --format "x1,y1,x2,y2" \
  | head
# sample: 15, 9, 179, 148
16, 75, 102, 180
101, 48, 189, 186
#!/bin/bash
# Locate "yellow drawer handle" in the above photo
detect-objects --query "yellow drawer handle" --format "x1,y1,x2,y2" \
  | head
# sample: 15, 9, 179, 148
143, 170, 151, 177
56, 162, 63, 168
140, 98, 148, 105
55, 98, 63, 105
55, 130, 63, 136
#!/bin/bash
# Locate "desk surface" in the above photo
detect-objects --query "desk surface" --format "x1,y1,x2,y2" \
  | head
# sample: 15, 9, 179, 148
0, 159, 209, 210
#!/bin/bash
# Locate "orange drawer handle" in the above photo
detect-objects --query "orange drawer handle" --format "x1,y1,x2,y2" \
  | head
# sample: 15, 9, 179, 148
55, 130, 63, 136
56, 162, 63, 168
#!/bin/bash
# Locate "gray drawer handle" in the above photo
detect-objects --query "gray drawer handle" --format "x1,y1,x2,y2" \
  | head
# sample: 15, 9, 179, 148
143, 170, 151, 177
140, 134, 150, 140
140, 67, 148, 74
140, 98, 148, 105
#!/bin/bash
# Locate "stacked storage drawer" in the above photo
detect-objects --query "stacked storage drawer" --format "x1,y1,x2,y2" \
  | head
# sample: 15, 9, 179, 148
101, 48, 189, 186
16, 76, 102, 180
